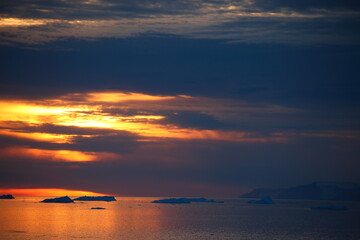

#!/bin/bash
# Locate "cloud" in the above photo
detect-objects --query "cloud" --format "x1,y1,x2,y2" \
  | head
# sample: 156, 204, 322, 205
253, 0, 360, 12
0, 0, 359, 45
1, 1, 358, 19
0, 90, 298, 170
0, 91, 296, 139
0, 133, 359, 196
158, 111, 224, 129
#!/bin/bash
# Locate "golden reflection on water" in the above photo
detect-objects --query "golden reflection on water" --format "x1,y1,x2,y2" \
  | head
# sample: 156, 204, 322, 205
0, 197, 162, 240
2, 197, 360, 240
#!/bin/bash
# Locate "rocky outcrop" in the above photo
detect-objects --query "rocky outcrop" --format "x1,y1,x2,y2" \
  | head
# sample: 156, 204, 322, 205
41, 196, 74, 203
0, 194, 15, 199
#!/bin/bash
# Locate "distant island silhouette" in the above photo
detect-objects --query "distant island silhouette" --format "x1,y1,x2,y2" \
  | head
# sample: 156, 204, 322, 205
41, 196, 74, 203
0, 194, 15, 199
241, 182, 360, 201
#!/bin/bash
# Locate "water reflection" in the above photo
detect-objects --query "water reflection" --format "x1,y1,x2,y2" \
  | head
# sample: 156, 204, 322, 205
1, 197, 360, 240
0, 197, 163, 239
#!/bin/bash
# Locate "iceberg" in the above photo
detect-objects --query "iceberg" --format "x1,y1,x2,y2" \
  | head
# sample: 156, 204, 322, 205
74, 196, 116, 202
41, 196, 74, 203
0, 194, 15, 199
152, 197, 224, 204
248, 196, 273, 204
311, 205, 348, 211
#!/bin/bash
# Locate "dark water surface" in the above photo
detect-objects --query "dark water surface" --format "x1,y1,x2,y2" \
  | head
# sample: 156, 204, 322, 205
0, 197, 359, 240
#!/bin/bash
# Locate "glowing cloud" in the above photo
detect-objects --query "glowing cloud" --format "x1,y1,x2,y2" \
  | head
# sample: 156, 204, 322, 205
0, 18, 60, 27
0, 147, 119, 162
0, 129, 75, 143
0, 91, 293, 163
0, 91, 291, 143
85, 92, 175, 102
0, 188, 106, 196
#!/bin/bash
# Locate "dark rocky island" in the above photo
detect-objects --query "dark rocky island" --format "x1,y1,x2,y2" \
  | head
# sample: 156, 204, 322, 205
152, 197, 224, 204
41, 196, 74, 203
0, 194, 15, 199
241, 182, 360, 201
74, 196, 116, 202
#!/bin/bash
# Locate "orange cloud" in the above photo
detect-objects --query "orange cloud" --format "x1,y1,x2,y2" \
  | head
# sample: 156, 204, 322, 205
0, 129, 75, 143
85, 91, 175, 102
0, 91, 291, 142
0, 147, 119, 162
0, 91, 290, 162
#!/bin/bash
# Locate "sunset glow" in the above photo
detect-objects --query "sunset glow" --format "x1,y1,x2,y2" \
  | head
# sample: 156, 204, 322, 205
86, 92, 175, 102
0, 129, 75, 143
0, 147, 117, 162
0, 90, 294, 171
0, 188, 106, 196
0, 92, 285, 147
0, 3, 359, 239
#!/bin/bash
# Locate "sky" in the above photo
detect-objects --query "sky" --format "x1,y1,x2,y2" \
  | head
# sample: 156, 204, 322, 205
0, 0, 359, 197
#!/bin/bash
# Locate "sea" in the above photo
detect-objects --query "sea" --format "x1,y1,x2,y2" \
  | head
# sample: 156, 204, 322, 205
0, 197, 359, 240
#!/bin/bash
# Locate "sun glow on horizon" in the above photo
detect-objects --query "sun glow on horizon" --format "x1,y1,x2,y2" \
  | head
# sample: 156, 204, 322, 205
0, 188, 107, 197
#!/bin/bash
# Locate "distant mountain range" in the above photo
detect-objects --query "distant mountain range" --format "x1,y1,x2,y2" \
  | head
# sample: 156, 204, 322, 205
240, 182, 360, 201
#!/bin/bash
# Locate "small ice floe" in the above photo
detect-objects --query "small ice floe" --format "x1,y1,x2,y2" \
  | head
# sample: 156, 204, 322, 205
152, 197, 224, 204
74, 196, 116, 202
247, 196, 273, 204
0, 194, 15, 199
91, 207, 106, 210
311, 205, 348, 211
41, 196, 74, 203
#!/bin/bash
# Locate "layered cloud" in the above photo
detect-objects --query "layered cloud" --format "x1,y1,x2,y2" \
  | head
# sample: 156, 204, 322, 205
0, 90, 359, 196
0, 0, 359, 45
0, 91, 291, 150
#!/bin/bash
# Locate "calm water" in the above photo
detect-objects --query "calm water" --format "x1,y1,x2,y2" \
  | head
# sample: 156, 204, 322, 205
0, 197, 359, 240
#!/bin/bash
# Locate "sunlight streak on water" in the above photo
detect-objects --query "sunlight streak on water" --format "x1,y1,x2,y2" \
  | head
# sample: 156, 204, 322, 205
0, 197, 360, 240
